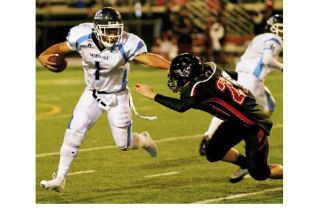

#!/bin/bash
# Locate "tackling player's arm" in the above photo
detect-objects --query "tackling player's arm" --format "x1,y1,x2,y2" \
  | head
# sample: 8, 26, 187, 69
38, 42, 73, 71
134, 53, 171, 70
134, 84, 195, 112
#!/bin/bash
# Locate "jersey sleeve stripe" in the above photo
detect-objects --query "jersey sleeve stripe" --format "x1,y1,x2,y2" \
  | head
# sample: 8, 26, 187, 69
117, 43, 129, 63
264, 38, 281, 45
75, 34, 92, 51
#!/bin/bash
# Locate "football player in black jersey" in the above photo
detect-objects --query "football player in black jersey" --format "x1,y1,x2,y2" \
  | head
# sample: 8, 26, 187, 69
134, 53, 283, 182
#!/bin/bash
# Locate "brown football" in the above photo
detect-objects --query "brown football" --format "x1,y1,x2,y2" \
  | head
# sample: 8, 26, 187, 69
48, 54, 67, 72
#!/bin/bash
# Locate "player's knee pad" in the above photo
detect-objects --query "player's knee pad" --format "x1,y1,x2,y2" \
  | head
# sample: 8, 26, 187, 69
111, 105, 131, 128
248, 165, 270, 181
60, 128, 85, 157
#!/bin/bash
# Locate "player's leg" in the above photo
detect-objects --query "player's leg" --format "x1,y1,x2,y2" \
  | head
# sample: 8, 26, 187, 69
107, 89, 157, 157
263, 86, 275, 118
205, 121, 248, 182
199, 116, 224, 156
40, 90, 103, 192
244, 128, 283, 181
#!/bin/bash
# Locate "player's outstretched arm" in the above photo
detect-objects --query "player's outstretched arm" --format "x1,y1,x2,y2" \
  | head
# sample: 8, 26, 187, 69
38, 42, 73, 71
134, 53, 171, 70
134, 84, 195, 113
134, 84, 157, 100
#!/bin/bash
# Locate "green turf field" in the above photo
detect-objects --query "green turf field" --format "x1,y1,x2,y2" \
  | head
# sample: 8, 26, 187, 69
36, 62, 283, 204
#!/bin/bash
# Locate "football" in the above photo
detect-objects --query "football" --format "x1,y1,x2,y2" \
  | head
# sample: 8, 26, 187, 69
48, 54, 67, 72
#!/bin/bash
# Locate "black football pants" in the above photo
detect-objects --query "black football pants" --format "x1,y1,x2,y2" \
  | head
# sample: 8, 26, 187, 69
205, 120, 271, 181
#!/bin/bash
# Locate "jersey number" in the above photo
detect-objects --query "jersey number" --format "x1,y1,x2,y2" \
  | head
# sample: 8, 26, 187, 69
216, 77, 246, 105
95, 61, 101, 80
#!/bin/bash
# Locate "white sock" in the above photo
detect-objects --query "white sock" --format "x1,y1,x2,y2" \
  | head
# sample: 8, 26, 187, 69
57, 129, 84, 179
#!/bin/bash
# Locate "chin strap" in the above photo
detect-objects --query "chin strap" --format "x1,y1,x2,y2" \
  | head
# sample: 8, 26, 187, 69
128, 87, 157, 121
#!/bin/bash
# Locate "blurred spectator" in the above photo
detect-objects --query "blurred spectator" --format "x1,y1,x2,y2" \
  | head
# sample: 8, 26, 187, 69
173, 6, 193, 54
252, 9, 265, 34
209, 16, 226, 63
160, 32, 178, 60
161, 1, 176, 37
191, 28, 205, 57
151, 37, 162, 55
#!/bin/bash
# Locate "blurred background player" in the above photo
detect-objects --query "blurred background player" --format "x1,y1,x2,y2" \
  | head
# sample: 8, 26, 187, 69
134, 53, 283, 183
38, 7, 170, 192
199, 14, 283, 182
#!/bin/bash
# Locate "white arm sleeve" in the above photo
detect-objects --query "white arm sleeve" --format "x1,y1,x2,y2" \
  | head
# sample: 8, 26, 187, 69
262, 38, 283, 70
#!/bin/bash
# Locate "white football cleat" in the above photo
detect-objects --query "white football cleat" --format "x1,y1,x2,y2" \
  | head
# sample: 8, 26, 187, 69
40, 173, 65, 193
141, 131, 158, 157
230, 168, 249, 183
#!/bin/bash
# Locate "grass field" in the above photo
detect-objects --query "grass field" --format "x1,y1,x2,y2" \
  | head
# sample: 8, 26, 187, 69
36, 62, 283, 204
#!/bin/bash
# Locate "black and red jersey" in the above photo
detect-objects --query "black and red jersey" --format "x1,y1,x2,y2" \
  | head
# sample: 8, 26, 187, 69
154, 62, 273, 135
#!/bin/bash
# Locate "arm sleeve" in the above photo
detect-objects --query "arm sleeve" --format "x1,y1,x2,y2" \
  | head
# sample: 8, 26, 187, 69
154, 94, 195, 113
127, 34, 147, 62
262, 38, 283, 70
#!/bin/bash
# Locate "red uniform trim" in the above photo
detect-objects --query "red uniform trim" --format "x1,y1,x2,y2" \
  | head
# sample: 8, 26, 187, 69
204, 97, 255, 125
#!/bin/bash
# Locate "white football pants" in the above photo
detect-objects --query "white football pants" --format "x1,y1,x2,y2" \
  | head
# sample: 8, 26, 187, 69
237, 73, 275, 111
68, 88, 132, 149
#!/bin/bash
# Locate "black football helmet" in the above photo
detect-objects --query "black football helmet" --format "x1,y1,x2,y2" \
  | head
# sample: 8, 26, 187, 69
266, 14, 283, 39
168, 53, 202, 93
93, 7, 124, 48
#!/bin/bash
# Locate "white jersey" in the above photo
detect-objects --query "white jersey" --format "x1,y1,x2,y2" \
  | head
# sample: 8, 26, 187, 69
235, 33, 283, 80
66, 23, 147, 93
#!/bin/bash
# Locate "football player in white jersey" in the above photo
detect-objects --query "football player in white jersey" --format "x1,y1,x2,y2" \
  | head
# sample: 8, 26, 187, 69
199, 14, 283, 183
38, 7, 171, 192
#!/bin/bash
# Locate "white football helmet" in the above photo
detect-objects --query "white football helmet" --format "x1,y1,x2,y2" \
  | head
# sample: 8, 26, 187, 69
266, 14, 283, 39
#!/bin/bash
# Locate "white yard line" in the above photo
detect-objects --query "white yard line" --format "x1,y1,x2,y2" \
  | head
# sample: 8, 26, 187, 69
191, 187, 283, 204
67, 170, 95, 176
36, 124, 283, 158
144, 171, 179, 178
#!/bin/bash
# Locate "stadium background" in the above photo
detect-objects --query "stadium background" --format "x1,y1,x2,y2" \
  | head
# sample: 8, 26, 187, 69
36, 0, 283, 62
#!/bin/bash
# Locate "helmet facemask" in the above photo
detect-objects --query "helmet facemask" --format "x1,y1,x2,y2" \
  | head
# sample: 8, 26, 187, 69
167, 74, 180, 93
94, 22, 124, 48
270, 23, 283, 39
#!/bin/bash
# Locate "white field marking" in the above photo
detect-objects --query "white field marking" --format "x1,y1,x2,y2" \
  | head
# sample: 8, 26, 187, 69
144, 171, 179, 178
36, 124, 283, 158
191, 187, 283, 204
67, 170, 95, 176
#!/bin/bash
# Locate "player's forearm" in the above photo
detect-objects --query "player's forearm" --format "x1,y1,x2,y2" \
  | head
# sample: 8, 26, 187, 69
154, 94, 193, 113
40, 42, 72, 57
136, 53, 171, 69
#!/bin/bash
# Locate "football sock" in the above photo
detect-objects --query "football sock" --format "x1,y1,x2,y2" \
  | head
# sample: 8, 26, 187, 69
57, 129, 84, 179
128, 133, 147, 150
232, 154, 247, 169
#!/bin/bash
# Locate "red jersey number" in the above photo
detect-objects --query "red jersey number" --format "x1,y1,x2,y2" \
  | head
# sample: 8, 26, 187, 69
216, 77, 246, 105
